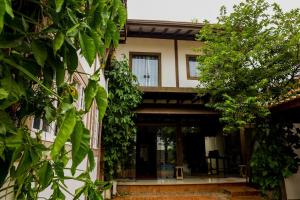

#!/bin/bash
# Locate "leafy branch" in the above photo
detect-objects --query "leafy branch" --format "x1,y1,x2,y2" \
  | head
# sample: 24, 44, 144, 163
0, 0, 126, 199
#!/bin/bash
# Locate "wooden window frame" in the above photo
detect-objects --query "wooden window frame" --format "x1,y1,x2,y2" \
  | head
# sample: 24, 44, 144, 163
186, 54, 199, 80
129, 52, 162, 87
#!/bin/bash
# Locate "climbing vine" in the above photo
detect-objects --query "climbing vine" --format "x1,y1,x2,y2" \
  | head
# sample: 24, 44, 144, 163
103, 58, 142, 180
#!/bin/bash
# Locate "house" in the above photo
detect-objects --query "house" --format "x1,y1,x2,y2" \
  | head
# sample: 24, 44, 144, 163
111, 19, 300, 200
270, 94, 300, 200
26, 55, 105, 199
114, 19, 246, 181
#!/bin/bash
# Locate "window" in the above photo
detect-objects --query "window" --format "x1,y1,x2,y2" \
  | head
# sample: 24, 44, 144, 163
73, 78, 85, 110
130, 53, 161, 87
32, 118, 56, 142
72, 76, 87, 124
92, 108, 100, 148
186, 55, 199, 79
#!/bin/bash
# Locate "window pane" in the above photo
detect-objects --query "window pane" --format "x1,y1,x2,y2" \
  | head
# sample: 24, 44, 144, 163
146, 56, 158, 87
132, 55, 159, 87
42, 119, 49, 132
188, 56, 198, 78
132, 56, 146, 86
33, 118, 41, 129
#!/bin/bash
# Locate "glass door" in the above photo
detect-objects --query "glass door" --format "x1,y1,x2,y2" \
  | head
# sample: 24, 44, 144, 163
156, 127, 176, 179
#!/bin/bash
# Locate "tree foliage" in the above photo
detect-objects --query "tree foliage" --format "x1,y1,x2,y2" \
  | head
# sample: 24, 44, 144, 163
196, 0, 300, 198
103, 58, 142, 180
0, 0, 126, 199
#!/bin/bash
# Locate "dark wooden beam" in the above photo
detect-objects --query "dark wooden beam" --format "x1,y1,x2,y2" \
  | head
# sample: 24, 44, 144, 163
126, 33, 196, 40
150, 27, 156, 33
138, 27, 143, 35
162, 28, 169, 35
140, 86, 196, 93
184, 29, 193, 35
173, 29, 182, 35
135, 107, 219, 115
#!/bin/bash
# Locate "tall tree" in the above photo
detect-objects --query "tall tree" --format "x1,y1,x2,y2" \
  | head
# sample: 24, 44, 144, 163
0, 0, 126, 199
197, 0, 300, 198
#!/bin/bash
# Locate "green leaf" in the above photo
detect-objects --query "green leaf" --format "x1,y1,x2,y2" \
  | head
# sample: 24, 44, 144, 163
55, 0, 64, 13
32, 40, 48, 67
45, 106, 56, 122
71, 121, 84, 160
38, 161, 53, 190
0, 36, 23, 48
0, 149, 12, 188
43, 64, 54, 88
66, 45, 78, 73
87, 149, 95, 171
71, 121, 90, 175
79, 32, 96, 66
15, 146, 32, 176
90, 30, 104, 55
95, 85, 108, 121
66, 23, 80, 37
54, 162, 64, 179
51, 107, 76, 159
0, 0, 6, 33
84, 77, 98, 111
118, 5, 127, 27
4, 0, 14, 18
50, 182, 66, 200
21, 16, 29, 32
0, 88, 8, 100
55, 60, 65, 88
53, 32, 65, 55
66, 8, 78, 24
0, 111, 15, 134
74, 185, 87, 200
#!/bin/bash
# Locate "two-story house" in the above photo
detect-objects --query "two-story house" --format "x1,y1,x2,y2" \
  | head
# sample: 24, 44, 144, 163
114, 19, 245, 181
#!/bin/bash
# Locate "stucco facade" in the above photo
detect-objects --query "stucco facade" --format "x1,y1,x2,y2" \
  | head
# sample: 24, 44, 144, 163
115, 37, 201, 89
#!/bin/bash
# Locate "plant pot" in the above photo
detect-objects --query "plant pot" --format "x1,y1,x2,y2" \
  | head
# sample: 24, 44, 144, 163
104, 189, 111, 199
111, 180, 117, 196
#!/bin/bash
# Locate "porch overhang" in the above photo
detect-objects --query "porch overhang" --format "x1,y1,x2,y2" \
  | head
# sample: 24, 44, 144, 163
121, 19, 204, 41
270, 95, 300, 122
135, 107, 218, 115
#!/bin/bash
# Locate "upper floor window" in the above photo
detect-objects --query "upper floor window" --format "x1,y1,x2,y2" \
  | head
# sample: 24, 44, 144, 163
186, 55, 199, 80
130, 52, 161, 87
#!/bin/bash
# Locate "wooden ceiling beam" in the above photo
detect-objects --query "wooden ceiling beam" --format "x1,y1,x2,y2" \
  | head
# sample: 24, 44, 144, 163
173, 29, 182, 35
162, 28, 169, 35
150, 27, 156, 33
138, 27, 143, 35
184, 29, 193, 35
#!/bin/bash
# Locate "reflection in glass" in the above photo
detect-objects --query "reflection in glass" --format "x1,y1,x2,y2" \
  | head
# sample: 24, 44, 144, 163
157, 127, 176, 179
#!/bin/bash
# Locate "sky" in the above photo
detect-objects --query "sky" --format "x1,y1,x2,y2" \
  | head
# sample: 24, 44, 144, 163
127, 0, 300, 23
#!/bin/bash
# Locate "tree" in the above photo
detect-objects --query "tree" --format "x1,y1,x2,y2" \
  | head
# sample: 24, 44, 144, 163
0, 0, 126, 199
196, 0, 300, 198
103, 58, 142, 180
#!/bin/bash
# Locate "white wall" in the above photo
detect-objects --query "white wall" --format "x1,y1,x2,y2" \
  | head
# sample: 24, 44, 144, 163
177, 40, 201, 88
116, 37, 202, 88
38, 56, 102, 200
285, 123, 300, 200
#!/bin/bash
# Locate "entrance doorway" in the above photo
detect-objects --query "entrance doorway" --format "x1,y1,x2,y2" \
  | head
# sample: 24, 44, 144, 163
122, 123, 242, 180
136, 126, 157, 179
136, 126, 176, 179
